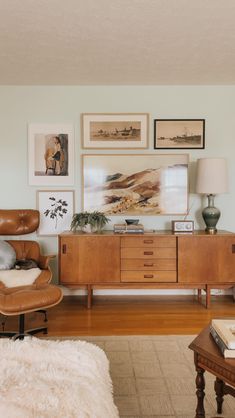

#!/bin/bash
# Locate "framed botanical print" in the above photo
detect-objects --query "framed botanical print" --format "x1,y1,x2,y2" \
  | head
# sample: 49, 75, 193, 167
154, 119, 205, 149
36, 190, 75, 236
82, 154, 189, 215
82, 113, 149, 149
28, 124, 74, 185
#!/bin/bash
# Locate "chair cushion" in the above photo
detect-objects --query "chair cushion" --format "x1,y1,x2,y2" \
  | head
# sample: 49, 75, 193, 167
0, 241, 16, 270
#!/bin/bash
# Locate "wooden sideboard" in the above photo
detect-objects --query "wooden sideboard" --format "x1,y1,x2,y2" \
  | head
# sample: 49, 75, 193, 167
58, 230, 235, 308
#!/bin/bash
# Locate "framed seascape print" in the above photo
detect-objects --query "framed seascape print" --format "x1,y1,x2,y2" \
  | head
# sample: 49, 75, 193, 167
82, 154, 189, 215
28, 124, 74, 185
82, 113, 149, 149
154, 119, 205, 149
37, 190, 75, 236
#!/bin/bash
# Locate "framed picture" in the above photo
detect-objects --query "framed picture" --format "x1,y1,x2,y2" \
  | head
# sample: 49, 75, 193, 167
36, 190, 75, 236
82, 154, 189, 215
154, 119, 205, 149
28, 124, 74, 185
82, 113, 149, 149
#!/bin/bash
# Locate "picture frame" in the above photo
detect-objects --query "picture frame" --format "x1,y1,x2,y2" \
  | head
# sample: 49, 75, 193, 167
154, 119, 205, 149
82, 154, 189, 215
36, 190, 75, 236
28, 124, 74, 185
82, 113, 149, 149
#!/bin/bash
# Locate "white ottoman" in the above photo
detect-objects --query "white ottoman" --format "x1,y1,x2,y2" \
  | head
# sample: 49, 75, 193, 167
0, 338, 119, 418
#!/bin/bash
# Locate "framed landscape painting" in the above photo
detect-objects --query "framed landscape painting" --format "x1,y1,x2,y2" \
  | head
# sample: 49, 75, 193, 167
82, 113, 149, 149
154, 119, 205, 149
36, 190, 75, 236
28, 124, 74, 185
82, 154, 189, 215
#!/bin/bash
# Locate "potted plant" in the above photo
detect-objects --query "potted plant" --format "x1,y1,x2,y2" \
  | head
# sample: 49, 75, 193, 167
70, 211, 110, 233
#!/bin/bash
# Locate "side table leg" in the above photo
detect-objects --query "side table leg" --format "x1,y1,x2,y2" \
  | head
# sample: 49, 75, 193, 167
195, 366, 205, 418
214, 377, 224, 414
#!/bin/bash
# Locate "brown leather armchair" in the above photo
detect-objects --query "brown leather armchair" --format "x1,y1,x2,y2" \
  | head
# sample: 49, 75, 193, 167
0, 209, 63, 338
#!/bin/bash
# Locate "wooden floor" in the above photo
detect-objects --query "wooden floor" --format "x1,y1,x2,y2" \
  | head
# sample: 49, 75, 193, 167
3, 294, 235, 336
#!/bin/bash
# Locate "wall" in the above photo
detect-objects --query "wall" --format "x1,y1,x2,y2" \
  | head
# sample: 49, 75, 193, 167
0, 85, 234, 294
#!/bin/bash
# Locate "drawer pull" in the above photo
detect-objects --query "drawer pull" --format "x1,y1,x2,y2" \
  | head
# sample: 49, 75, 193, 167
232, 244, 235, 253
144, 251, 153, 255
143, 239, 153, 244
144, 274, 154, 278
144, 263, 154, 267
62, 244, 67, 254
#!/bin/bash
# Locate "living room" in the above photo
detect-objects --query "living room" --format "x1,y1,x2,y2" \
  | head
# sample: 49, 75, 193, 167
0, 1, 235, 417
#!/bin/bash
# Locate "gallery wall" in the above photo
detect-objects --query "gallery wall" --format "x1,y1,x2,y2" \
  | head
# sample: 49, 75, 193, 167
0, 85, 234, 294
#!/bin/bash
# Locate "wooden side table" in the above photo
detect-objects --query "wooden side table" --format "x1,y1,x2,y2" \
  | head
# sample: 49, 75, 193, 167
189, 325, 235, 417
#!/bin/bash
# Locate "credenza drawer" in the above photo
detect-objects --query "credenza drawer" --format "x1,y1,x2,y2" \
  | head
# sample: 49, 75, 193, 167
121, 258, 176, 270
121, 247, 176, 259
121, 236, 176, 248
121, 271, 177, 283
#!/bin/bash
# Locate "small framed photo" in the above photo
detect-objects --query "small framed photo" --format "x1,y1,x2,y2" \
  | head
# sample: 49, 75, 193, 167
28, 124, 74, 185
154, 119, 205, 149
36, 190, 75, 236
82, 113, 149, 149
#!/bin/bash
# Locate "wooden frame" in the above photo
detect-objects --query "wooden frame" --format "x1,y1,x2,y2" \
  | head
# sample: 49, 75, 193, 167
28, 124, 74, 185
154, 119, 205, 149
36, 190, 75, 236
82, 113, 149, 149
82, 154, 189, 215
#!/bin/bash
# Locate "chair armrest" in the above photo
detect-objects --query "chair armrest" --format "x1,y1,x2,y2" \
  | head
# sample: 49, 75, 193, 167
34, 269, 52, 286
38, 254, 56, 270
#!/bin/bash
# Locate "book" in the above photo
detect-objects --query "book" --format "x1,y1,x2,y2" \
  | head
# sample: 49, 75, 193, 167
113, 223, 144, 234
211, 319, 235, 349
210, 325, 235, 358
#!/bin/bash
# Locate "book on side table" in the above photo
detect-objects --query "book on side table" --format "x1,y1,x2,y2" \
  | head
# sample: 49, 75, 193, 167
210, 325, 235, 358
211, 319, 235, 349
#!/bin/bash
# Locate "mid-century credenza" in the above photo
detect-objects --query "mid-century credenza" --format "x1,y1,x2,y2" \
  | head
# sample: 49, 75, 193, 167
58, 230, 235, 308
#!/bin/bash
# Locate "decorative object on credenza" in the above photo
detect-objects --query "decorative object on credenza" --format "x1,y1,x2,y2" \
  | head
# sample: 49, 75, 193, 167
114, 223, 144, 234
70, 211, 110, 233
37, 190, 75, 236
196, 158, 228, 234
125, 219, 139, 225
172, 220, 194, 233
28, 124, 74, 185
82, 154, 189, 215
154, 119, 205, 149
82, 113, 149, 149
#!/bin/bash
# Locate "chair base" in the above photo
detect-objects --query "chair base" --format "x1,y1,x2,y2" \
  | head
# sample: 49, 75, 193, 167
0, 313, 47, 340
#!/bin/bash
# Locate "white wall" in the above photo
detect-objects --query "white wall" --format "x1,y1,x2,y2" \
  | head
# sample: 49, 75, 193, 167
0, 85, 235, 294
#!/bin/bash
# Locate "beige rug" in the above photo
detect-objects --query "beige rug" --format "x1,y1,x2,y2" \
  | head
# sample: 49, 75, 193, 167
53, 334, 235, 418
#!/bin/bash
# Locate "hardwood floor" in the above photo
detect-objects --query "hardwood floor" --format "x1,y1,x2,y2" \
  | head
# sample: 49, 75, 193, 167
3, 294, 235, 336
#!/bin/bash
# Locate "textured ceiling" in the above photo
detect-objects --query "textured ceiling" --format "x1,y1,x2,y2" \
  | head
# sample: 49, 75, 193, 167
0, 0, 235, 85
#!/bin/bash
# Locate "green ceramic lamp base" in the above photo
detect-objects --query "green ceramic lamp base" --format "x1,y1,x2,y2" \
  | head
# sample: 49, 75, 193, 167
202, 194, 220, 234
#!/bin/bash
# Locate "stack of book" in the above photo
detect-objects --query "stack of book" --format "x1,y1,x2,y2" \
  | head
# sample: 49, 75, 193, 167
113, 223, 144, 234
210, 319, 235, 358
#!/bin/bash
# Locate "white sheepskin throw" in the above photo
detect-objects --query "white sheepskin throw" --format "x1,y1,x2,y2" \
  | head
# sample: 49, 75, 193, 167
0, 267, 41, 287
0, 337, 119, 418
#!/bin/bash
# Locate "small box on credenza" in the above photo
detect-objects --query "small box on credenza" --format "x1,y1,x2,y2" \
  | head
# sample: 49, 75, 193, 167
172, 220, 194, 233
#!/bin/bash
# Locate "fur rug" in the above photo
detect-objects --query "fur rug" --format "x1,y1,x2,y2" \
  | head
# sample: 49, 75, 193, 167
0, 337, 119, 418
0, 267, 41, 287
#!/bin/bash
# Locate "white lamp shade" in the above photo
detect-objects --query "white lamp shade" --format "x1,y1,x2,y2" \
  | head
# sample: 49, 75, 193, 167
196, 158, 228, 194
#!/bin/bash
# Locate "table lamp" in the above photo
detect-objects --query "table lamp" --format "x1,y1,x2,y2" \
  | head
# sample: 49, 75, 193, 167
196, 158, 228, 234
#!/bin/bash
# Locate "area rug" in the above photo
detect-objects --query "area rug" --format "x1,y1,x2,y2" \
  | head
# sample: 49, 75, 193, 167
0, 337, 119, 418
63, 334, 235, 418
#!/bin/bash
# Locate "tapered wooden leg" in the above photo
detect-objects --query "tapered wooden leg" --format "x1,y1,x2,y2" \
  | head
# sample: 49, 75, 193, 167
197, 289, 202, 303
195, 365, 205, 417
214, 377, 224, 414
206, 285, 211, 309
87, 285, 93, 309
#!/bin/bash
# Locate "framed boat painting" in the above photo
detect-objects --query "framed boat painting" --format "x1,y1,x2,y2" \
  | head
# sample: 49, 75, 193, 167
82, 154, 189, 215
28, 124, 74, 185
154, 119, 205, 149
82, 113, 149, 149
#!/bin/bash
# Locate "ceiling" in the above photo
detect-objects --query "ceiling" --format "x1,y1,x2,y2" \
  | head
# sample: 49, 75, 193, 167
0, 0, 235, 85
